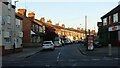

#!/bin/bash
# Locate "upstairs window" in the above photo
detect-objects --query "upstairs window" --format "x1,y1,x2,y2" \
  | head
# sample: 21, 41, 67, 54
113, 13, 118, 23
8, 3, 11, 10
39, 26, 42, 32
7, 15, 11, 24
16, 18, 21, 26
103, 18, 107, 26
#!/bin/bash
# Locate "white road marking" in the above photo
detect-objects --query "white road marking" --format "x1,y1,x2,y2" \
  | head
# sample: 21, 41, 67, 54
58, 52, 61, 55
57, 52, 61, 61
114, 58, 120, 60
57, 56, 59, 61
91, 59, 101, 61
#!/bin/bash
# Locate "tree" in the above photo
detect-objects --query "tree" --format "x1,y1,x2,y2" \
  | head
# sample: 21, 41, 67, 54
44, 26, 58, 41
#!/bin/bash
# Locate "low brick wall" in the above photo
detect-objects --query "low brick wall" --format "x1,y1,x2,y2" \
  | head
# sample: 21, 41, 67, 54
2, 46, 23, 56
22, 43, 42, 48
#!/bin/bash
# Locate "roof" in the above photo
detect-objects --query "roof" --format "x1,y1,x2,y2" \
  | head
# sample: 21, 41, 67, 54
101, 5, 120, 19
3, 2, 15, 9
16, 13, 84, 33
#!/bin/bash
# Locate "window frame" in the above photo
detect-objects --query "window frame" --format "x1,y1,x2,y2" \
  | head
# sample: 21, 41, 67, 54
7, 15, 11, 24
113, 13, 118, 23
103, 17, 107, 26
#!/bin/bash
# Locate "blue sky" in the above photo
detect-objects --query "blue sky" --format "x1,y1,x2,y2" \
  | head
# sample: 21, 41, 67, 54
12, 0, 120, 31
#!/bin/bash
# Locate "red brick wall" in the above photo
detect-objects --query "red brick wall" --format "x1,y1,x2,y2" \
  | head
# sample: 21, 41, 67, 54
22, 18, 31, 43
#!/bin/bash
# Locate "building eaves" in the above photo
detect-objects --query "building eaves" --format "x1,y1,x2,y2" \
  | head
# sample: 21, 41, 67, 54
33, 19, 83, 33
101, 5, 120, 19
16, 13, 24, 20
51, 24, 83, 33
34, 19, 46, 26
16, 13, 28, 19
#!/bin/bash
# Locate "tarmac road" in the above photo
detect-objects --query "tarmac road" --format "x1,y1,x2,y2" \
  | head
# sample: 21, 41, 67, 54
2, 43, 119, 68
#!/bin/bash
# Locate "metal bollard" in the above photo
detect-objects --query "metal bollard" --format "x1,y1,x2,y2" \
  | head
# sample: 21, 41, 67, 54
108, 44, 112, 56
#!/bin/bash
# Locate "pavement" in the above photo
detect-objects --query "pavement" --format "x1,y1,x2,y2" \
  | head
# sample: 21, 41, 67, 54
2, 46, 42, 61
77, 43, 120, 59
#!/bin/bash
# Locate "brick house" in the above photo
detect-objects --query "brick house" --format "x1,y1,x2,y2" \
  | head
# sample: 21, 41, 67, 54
17, 9, 44, 47
99, 4, 120, 46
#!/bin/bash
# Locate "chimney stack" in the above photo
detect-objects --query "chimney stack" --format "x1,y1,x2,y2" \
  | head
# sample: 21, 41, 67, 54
17, 9, 27, 16
40, 17, 45, 23
28, 12, 35, 20
55, 23, 59, 26
47, 19, 52, 24
62, 24, 65, 28
77, 27, 80, 30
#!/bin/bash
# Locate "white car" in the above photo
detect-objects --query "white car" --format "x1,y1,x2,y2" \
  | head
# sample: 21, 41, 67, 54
54, 40, 62, 47
42, 41, 55, 50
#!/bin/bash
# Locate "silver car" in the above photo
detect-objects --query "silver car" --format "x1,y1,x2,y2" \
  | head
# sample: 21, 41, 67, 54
42, 41, 55, 50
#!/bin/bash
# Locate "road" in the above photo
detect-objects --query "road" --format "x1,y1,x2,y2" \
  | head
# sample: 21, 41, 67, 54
2, 43, 119, 67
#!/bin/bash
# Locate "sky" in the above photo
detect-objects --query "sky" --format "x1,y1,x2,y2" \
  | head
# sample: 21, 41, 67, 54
12, 0, 120, 32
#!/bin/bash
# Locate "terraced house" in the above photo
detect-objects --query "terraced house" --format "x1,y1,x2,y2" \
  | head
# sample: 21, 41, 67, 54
98, 4, 120, 46
17, 9, 45, 47
0, 2, 23, 55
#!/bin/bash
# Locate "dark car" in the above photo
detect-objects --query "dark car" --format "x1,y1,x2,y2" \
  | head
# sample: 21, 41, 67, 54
93, 39, 101, 48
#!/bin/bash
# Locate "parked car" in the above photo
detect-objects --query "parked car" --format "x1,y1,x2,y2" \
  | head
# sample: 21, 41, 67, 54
67, 39, 73, 44
63, 39, 69, 45
80, 39, 85, 44
93, 39, 101, 48
42, 41, 55, 50
54, 38, 62, 47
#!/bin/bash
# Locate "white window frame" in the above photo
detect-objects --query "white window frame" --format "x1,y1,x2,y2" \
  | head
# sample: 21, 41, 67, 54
4, 38, 11, 43
4, 31, 10, 38
4, 31, 11, 43
103, 18, 107, 26
8, 3, 11, 10
16, 18, 21, 26
7, 15, 11, 24
113, 13, 118, 23
39, 26, 42, 32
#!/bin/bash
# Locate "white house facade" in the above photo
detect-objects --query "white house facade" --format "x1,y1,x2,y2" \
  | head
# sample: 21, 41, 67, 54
0, 2, 23, 55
